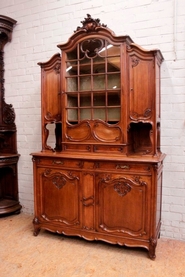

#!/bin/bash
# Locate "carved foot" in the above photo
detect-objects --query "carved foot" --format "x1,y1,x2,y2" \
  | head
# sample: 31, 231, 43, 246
33, 217, 40, 236
33, 228, 40, 236
148, 237, 157, 260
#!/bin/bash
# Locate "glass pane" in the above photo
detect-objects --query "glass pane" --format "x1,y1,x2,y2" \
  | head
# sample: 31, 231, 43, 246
80, 63, 91, 75
108, 92, 120, 106
93, 94, 105, 106
93, 75, 105, 90
80, 94, 91, 107
107, 73, 120, 89
66, 77, 78, 92
66, 61, 77, 76
94, 108, 106, 120
67, 48, 77, 60
107, 45, 120, 57
80, 76, 91, 91
93, 56, 105, 74
107, 59, 120, 72
80, 108, 91, 120
67, 108, 78, 121
108, 107, 120, 121
67, 93, 78, 107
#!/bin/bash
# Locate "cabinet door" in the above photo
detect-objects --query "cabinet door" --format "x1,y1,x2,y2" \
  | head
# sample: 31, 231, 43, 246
35, 167, 81, 228
128, 53, 155, 121
38, 54, 61, 151
96, 173, 151, 238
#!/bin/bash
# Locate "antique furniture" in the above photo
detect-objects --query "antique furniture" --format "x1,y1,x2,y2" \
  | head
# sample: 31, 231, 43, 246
0, 15, 21, 215
32, 14, 165, 259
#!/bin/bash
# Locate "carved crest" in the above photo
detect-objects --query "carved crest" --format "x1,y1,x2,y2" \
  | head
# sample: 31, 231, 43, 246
75, 14, 107, 33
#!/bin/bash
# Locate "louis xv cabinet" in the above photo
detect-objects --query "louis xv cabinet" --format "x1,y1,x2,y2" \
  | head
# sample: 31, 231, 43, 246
32, 14, 165, 259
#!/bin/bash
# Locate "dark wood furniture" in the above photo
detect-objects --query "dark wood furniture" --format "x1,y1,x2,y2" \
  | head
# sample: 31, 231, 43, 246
0, 15, 21, 215
32, 14, 165, 259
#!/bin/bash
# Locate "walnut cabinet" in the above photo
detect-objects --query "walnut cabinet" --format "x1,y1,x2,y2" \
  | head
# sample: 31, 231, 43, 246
32, 14, 165, 259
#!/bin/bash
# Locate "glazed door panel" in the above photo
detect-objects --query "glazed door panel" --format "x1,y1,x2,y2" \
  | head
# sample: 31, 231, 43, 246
96, 173, 151, 238
36, 168, 81, 228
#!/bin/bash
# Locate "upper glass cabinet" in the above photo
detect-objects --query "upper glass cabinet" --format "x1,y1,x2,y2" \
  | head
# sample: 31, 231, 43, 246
65, 38, 121, 124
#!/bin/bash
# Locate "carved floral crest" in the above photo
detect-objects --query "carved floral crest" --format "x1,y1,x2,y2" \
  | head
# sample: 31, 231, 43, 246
75, 14, 107, 33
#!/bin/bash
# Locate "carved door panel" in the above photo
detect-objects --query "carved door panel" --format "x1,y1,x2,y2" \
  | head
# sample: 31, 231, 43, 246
96, 173, 151, 238
36, 167, 82, 228
128, 53, 155, 122
38, 54, 61, 151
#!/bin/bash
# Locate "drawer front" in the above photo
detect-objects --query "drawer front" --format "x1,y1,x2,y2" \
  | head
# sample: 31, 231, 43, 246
34, 156, 152, 174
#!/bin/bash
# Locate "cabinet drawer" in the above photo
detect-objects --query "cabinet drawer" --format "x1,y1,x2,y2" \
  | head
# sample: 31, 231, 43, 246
97, 161, 152, 173
36, 157, 80, 168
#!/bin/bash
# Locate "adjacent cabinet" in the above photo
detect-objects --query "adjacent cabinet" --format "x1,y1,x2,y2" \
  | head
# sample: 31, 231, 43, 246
32, 15, 165, 259
0, 15, 21, 215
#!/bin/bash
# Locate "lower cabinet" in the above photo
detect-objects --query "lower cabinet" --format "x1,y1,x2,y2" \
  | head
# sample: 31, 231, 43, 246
32, 153, 164, 259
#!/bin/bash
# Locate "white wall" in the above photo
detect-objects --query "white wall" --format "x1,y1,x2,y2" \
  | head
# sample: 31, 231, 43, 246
1, 0, 185, 240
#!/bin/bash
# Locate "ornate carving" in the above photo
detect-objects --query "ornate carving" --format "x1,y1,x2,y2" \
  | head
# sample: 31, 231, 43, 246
114, 181, 131, 197
130, 108, 152, 121
134, 176, 147, 186
149, 237, 157, 260
45, 112, 61, 121
52, 175, 66, 189
132, 57, 140, 67
54, 63, 60, 74
75, 14, 107, 33
43, 169, 79, 189
3, 103, 15, 124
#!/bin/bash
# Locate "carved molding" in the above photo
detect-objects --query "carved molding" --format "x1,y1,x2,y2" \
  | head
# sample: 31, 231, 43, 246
0, 157, 18, 164
0, 15, 17, 45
